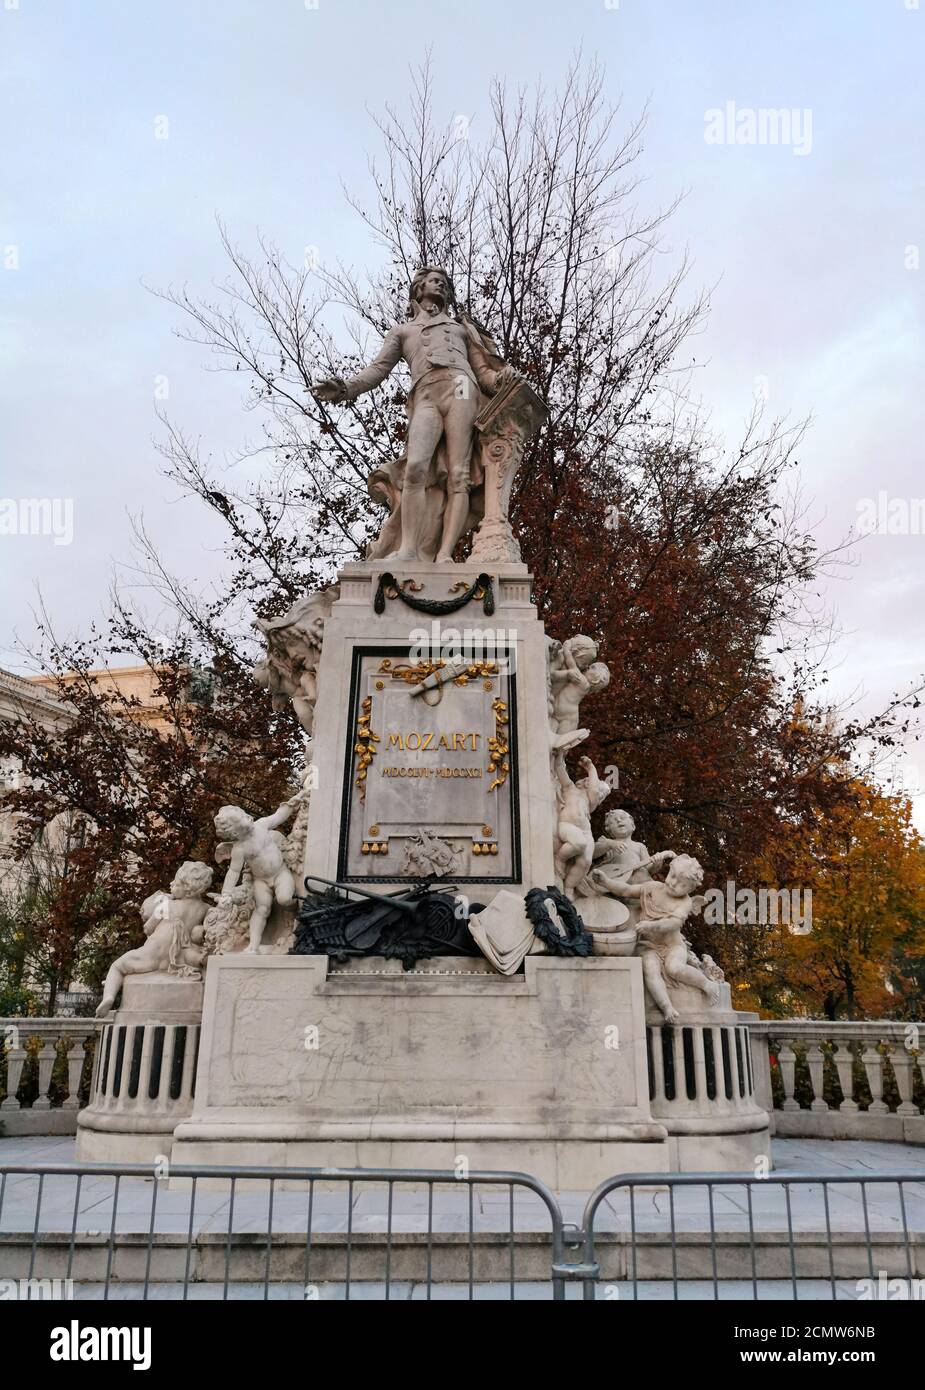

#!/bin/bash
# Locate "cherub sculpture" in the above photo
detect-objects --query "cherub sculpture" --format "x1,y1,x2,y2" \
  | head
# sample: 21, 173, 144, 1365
578, 808, 674, 932
214, 790, 309, 953
547, 635, 610, 749
95, 861, 214, 1017
589, 810, 671, 885
553, 752, 611, 896
601, 853, 719, 1023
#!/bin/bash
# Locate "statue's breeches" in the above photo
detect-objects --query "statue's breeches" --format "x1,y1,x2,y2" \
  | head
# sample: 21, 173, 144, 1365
406, 369, 480, 492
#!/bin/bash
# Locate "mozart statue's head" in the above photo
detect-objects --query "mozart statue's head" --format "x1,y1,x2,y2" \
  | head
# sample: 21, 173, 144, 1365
408, 266, 456, 317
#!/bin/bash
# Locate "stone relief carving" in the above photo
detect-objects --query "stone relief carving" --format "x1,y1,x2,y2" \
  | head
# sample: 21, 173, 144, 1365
401, 828, 464, 878
254, 587, 337, 735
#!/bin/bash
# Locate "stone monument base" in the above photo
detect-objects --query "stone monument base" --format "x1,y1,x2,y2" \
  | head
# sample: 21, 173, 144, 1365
170, 953, 671, 1188
76, 975, 203, 1165
646, 983, 772, 1171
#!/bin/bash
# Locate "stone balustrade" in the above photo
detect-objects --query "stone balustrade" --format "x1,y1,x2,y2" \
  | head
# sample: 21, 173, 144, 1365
0, 1017, 103, 1135
5, 1013, 925, 1153
749, 1019, 925, 1146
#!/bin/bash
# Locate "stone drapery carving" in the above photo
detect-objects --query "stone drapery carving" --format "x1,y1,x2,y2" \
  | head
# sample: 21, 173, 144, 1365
466, 889, 540, 974
467, 375, 549, 563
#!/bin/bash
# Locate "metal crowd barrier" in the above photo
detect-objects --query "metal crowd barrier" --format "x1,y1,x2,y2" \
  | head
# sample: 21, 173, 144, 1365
0, 1162, 571, 1301
579, 1171, 925, 1300
1, 1162, 922, 1300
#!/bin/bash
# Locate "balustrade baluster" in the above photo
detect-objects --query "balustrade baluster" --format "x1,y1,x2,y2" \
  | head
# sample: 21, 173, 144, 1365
63, 1037, 88, 1110
833, 1043, 859, 1113
778, 1041, 800, 1111
1, 1045, 27, 1110
32, 1040, 59, 1110
807, 1042, 829, 1112
861, 1045, 888, 1115
888, 1044, 919, 1117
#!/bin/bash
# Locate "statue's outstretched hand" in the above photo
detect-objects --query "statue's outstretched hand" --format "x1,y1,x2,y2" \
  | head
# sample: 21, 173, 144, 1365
312, 377, 348, 404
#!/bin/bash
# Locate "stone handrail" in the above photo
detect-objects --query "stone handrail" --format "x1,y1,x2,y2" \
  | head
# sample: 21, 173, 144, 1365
1, 1017, 103, 1134
748, 1018, 925, 1145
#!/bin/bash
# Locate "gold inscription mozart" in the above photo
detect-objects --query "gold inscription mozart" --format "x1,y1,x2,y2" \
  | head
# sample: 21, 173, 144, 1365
386, 731, 481, 751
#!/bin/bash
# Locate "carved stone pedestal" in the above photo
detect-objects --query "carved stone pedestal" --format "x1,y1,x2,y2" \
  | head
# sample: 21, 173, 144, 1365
75, 975, 203, 1164
646, 983, 771, 1171
170, 952, 670, 1188
302, 560, 556, 903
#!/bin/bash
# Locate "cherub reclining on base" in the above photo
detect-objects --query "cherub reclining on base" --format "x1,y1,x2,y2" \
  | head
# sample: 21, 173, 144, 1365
95, 860, 214, 1017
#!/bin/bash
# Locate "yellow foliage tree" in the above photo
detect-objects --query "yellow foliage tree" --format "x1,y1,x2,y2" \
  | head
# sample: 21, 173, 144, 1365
737, 779, 925, 1019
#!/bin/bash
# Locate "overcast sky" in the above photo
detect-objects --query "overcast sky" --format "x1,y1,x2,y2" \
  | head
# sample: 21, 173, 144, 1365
1, 0, 923, 802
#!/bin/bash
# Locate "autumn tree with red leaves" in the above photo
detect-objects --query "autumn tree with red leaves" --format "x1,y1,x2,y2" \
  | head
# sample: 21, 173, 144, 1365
0, 620, 300, 1010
